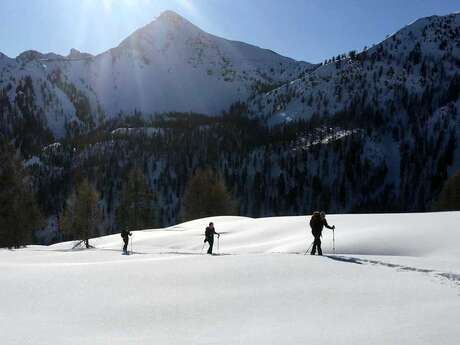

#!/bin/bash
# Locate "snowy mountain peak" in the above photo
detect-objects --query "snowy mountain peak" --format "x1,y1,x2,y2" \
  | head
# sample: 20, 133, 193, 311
16, 50, 44, 63
119, 9, 203, 51
154, 10, 200, 32
67, 48, 93, 60
157, 10, 188, 23
0, 51, 11, 60
1, 10, 307, 137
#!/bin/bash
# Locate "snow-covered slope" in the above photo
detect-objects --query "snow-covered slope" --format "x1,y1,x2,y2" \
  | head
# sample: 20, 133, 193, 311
248, 13, 460, 124
1, 212, 459, 345
242, 12, 460, 213
0, 51, 80, 135
77, 10, 310, 116
0, 11, 310, 137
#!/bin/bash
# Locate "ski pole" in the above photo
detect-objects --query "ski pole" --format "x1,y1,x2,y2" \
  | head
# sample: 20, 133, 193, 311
332, 227, 336, 255
130, 233, 133, 255
217, 236, 220, 254
304, 241, 314, 255
200, 242, 205, 254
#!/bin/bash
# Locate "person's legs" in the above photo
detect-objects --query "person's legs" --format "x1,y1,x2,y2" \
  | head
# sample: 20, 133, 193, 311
207, 238, 214, 254
123, 239, 128, 253
311, 237, 317, 255
311, 237, 321, 255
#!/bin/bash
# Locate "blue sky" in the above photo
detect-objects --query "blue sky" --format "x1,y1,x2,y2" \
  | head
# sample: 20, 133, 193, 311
1, 0, 459, 63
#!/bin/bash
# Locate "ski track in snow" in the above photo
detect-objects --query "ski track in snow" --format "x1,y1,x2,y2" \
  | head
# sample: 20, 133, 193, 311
2, 249, 459, 292
328, 255, 460, 290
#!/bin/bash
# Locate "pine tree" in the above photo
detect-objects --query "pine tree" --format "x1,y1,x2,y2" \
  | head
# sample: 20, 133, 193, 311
116, 168, 156, 231
0, 143, 43, 248
61, 178, 101, 248
434, 171, 460, 211
181, 168, 236, 221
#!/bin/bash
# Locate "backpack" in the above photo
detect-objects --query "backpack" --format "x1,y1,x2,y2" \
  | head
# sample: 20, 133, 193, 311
310, 212, 323, 233
205, 226, 213, 239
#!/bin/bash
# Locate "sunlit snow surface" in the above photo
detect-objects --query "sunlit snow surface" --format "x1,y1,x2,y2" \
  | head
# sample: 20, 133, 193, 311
1, 212, 460, 345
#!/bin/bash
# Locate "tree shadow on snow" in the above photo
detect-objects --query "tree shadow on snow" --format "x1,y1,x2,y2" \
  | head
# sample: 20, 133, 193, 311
95, 248, 151, 255
156, 251, 234, 256
158, 251, 202, 256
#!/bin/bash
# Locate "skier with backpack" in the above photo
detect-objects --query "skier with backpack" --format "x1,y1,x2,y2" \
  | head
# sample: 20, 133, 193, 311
204, 222, 220, 255
309, 211, 335, 255
121, 228, 132, 255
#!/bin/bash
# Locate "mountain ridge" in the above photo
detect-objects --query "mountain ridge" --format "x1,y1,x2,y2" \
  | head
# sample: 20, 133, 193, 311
0, 10, 311, 137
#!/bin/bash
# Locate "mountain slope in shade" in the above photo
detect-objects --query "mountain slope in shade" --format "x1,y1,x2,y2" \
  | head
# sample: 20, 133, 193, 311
0, 51, 79, 137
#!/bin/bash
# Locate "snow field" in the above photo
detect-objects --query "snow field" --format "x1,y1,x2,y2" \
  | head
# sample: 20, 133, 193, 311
1, 212, 459, 345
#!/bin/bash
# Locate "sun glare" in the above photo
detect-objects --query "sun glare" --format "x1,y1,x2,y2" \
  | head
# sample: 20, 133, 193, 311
102, 0, 112, 11
70, 0, 202, 57
98, 0, 155, 12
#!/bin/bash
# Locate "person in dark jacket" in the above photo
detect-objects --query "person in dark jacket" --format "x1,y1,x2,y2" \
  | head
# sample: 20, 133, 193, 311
309, 211, 335, 255
204, 222, 220, 255
121, 228, 132, 254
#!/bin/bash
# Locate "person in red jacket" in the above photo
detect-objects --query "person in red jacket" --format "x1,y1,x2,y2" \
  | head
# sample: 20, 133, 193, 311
309, 211, 335, 255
